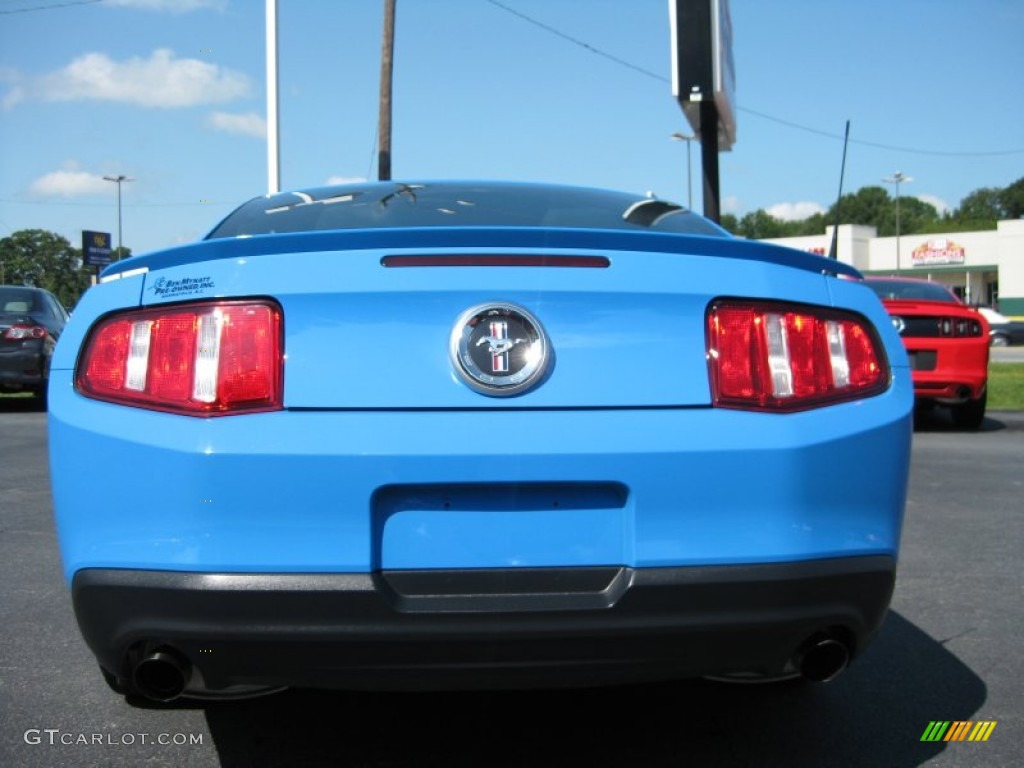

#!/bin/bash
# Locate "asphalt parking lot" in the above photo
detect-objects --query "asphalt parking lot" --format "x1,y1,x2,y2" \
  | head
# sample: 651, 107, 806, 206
1, 402, 1021, 767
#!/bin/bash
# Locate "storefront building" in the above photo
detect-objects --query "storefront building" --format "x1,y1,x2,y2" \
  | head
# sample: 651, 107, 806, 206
764, 219, 1024, 316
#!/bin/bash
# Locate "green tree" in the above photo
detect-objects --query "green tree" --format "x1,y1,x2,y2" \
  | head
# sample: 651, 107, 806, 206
719, 213, 739, 235
736, 209, 791, 239
712, 177, 1022, 240
957, 186, 1003, 221
825, 186, 891, 233
823, 185, 939, 236
0, 229, 92, 309
793, 212, 827, 236
1000, 177, 1024, 219
893, 195, 941, 236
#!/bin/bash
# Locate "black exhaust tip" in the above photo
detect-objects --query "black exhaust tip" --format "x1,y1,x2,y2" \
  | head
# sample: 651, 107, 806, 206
797, 635, 850, 683
132, 648, 191, 702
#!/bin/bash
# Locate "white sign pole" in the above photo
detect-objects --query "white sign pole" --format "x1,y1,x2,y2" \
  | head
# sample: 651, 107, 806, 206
266, 0, 281, 194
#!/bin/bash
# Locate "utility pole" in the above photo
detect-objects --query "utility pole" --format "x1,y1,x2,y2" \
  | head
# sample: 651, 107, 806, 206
378, 0, 396, 181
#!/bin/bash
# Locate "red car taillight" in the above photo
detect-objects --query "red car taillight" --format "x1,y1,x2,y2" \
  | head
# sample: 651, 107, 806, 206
939, 316, 984, 337
707, 301, 888, 411
3, 324, 47, 340
77, 300, 283, 416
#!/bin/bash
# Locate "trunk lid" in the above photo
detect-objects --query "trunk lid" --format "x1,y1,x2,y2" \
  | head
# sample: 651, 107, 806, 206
126, 229, 841, 409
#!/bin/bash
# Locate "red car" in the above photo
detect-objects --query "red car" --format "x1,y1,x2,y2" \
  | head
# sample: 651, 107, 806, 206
866, 277, 989, 428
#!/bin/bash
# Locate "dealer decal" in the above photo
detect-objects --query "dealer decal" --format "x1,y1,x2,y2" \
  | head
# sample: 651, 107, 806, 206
149, 276, 216, 298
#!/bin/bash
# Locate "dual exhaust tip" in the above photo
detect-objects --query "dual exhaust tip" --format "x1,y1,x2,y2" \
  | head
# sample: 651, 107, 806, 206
796, 634, 850, 683
131, 647, 191, 703
126, 634, 852, 702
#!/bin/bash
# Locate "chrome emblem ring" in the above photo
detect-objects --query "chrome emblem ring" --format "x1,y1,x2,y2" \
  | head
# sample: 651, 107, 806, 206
450, 303, 550, 396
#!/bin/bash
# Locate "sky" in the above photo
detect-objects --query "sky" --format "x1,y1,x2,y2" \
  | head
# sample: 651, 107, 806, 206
1, 0, 1022, 256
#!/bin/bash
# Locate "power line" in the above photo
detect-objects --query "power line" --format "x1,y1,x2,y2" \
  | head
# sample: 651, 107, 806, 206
0, 0, 101, 15
0, 198, 242, 208
737, 106, 1023, 157
486, 0, 665, 83
484, 0, 1024, 159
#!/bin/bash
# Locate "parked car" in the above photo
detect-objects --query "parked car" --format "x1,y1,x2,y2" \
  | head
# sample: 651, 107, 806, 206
978, 307, 1024, 346
865, 277, 989, 428
1, 284, 69, 403
49, 181, 913, 703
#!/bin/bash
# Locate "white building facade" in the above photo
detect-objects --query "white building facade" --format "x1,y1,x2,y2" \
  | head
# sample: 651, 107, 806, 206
764, 219, 1024, 316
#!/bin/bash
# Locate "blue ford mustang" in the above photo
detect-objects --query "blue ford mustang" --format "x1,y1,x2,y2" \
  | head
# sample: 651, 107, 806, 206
49, 181, 913, 702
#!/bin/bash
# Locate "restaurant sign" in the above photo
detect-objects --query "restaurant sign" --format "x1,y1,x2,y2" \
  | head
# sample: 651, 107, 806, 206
912, 237, 965, 267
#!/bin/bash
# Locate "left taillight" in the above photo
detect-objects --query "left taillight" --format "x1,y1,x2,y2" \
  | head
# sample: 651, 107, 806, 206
707, 300, 889, 412
77, 300, 283, 416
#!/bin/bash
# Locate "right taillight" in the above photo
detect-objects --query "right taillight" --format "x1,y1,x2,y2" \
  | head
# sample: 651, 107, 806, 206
939, 316, 984, 337
77, 300, 283, 416
707, 300, 888, 411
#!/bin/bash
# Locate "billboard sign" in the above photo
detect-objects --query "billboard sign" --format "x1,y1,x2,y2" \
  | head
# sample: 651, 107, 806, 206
82, 230, 113, 267
912, 238, 966, 267
670, 0, 736, 150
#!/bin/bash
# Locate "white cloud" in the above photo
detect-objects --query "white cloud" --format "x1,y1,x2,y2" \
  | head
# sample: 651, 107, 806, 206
324, 176, 367, 185
28, 162, 113, 198
766, 201, 826, 222
722, 195, 742, 214
31, 49, 249, 108
2, 85, 24, 110
0, 67, 24, 110
914, 194, 951, 215
207, 111, 266, 138
103, 0, 227, 12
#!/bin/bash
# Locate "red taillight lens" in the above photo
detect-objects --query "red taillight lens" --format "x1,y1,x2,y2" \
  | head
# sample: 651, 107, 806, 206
3, 324, 48, 340
939, 316, 984, 337
77, 301, 283, 416
707, 301, 888, 411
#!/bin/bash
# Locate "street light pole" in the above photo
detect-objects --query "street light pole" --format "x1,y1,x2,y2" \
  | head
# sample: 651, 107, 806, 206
103, 175, 135, 260
670, 131, 695, 210
882, 171, 912, 275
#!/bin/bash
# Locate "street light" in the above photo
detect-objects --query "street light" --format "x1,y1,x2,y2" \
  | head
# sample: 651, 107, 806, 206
103, 175, 135, 260
882, 171, 912, 275
670, 131, 696, 210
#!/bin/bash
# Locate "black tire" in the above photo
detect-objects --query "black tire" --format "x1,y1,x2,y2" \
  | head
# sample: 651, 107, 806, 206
951, 389, 987, 430
991, 333, 1009, 347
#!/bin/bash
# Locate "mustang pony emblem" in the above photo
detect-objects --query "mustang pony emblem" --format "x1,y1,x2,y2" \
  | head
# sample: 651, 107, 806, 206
475, 334, 527, 355
450, 304, 550, 396
475, 321, 527, 373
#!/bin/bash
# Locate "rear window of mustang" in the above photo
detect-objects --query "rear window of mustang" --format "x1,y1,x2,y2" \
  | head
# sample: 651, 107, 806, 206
867, 279, 960, 303
205, 182, 728, 239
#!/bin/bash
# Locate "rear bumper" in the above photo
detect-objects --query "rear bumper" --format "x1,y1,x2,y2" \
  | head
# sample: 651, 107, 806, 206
49, 377, 914, 578
905, 338, 989, 401
73, 557, 896, 692
0, 342, 48, 390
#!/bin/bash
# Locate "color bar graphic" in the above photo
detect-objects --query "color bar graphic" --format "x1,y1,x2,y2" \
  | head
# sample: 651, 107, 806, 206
921, 720, 996, 742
